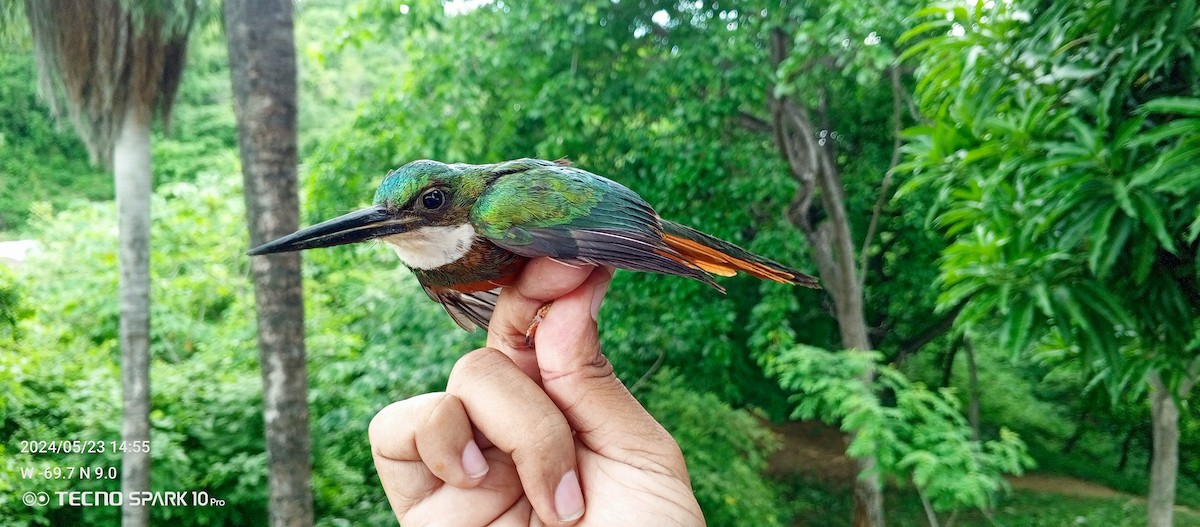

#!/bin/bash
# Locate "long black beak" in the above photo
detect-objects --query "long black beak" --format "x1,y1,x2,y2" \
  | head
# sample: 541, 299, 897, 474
247, 205, 410, 256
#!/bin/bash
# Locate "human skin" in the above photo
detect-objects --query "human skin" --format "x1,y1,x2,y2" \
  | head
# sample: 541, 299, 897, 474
368, 258, 706, 526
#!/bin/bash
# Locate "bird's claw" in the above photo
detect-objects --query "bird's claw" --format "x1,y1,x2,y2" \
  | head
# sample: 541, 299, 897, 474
524, 303, 553, 348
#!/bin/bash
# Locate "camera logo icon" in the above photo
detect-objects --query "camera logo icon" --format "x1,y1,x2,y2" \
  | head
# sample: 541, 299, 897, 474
22, 492, 50, 507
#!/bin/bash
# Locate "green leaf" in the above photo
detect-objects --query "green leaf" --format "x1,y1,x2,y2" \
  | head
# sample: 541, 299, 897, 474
1131, 229, 1158, 284
1068, 117, 1098, 152
1074, 280, 1135, 328
1127, 118, 1200, 147
1113, 114, 1147, 148
1033, 283, 1054, 317
963, 143, 1002, 163
1131, 191, 1177, 253
912, 6, 951, 18
1140, 97, 1200, 117
1188, 208, 1200, 243
1112, 182, 1136, 216
1096, 216, 1134, 279
1003, 298, 1036, 355
1055, 286, 1115, 361
898, 19, 953, 46
952, 6, 971, 23
1087, 204, 1118, 276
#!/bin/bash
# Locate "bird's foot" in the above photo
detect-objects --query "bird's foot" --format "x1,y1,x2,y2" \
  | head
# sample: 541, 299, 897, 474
524, 303, 553, 348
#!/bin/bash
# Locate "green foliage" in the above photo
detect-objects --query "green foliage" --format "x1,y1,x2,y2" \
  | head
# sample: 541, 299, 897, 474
780, 478, 1200, 527
901, 0, 1200, 505
986, 491, 1200, 527
0, 265, 23, 342
0, 44, 109, 233
5, 168, 492, 525
0, 271, 41, 527
6, 176, 266, 525
901, 0, 1200, 396
643, 371, 784, 527
768, 345, 1033, 513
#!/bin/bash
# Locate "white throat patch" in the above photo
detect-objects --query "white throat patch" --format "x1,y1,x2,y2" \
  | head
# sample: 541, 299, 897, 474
381, 223, 477, 270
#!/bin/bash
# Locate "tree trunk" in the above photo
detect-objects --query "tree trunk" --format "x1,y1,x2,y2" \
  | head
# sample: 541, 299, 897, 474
114, 105, 152, 527
224, 1, 312, 526
767, 26, 886, 527
964, 339, 980, 442
1117, 426, 1137, 472
835, 255, 884, 527
844, 285, 885, 527
939, 339, 960, 388
1148, 371, 1179, 527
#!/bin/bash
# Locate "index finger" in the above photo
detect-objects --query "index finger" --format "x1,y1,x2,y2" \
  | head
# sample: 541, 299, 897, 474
448, 347, 585, 525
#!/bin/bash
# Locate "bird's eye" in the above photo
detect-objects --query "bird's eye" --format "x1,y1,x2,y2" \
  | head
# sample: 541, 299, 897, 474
421, 188, 445, 210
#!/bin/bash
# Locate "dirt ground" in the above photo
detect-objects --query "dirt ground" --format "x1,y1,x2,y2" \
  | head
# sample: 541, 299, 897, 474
1006, 473, 1125, 498
766, 420, 858, 485
766, 420, 1130, 498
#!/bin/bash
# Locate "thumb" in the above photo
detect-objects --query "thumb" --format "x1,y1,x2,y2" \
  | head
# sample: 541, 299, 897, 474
533, 268, 684, 468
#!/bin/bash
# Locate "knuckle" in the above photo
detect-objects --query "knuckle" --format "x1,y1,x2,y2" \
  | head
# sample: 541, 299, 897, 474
367, 401, 403, 449
450, 347, 507, 381
368, 393, 445, 458
511, 410, 571, 463
540, 348, 613, 385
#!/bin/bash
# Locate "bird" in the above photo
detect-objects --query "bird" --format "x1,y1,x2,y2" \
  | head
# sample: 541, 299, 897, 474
248, 158, 819, 332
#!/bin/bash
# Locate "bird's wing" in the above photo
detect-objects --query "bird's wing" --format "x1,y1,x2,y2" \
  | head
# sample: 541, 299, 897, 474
470, 162, 720, 289
422, 285, 500, 331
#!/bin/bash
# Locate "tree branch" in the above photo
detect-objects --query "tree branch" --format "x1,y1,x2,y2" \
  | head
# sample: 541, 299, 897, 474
858, 65, 905, 289
738, 111, 772, 134
1182, 356, 1200, 396
773, 91, 839, 294
939, 336, 963, 387
630, 347, 667, 393
884, 296, 969, 365
917, 486, 942, 527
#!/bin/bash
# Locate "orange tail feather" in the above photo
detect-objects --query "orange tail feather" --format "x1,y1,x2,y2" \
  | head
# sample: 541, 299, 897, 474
659, 221, 820, 288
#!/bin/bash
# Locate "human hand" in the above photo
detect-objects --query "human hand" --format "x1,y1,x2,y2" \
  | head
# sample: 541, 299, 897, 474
369, 258, 705, 526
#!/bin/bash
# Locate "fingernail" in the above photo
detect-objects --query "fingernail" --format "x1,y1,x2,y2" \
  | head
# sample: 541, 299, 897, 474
589, 272, 613, 322
462, 440, 489, 479
555, 469, 585, 522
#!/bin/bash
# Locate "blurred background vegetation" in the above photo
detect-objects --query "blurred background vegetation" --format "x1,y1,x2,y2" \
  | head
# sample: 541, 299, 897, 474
1, 0, 1198, 526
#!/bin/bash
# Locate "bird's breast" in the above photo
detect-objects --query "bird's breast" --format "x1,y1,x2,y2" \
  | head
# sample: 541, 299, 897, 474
389, 226, 526, 290
381, 223, 478, 270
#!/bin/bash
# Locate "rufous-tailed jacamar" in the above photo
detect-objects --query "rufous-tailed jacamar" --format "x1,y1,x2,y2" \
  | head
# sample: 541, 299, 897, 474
249, 158, 819, 331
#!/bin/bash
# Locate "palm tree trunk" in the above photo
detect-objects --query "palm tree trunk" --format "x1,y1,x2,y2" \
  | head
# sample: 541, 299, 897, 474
225, 1, 313, 525
114, 104, 152, 527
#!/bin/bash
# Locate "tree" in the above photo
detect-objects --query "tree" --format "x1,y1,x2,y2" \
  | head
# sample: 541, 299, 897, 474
224, 0, 313, 525
758, 1, 933, 523
903, 2, 1200, 526
22, 1, 196, 525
